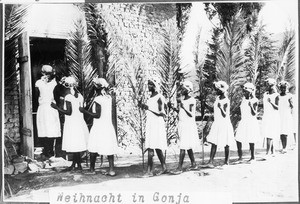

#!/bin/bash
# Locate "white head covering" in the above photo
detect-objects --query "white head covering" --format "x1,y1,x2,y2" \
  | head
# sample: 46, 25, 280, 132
278, 80, 290, 88
265, 78, 276, 86
148, 76, 161, 92
60, 76, 78, 88
243, 82, 255, 94
181, 80, 194, 94
41, 65, 54, 73
214, 81, 229, 93
93, 77, 109, 89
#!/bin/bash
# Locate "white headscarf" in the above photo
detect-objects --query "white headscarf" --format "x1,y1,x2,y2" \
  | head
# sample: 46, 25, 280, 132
148, 76, 161, 92
60, 76, 78, 88
93, 77, 109, 89
181, 80, 194, 95
243, 82, 255, 95
214, 81, 229, 93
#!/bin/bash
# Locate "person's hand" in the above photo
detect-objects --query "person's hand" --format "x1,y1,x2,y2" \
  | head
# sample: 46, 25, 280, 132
79, 107, 85, 113
217, 103, 221, 108
248, 101, 252, 107
51, 102, 57, 109
267, 98, 271, 103
167, 102, 173, 109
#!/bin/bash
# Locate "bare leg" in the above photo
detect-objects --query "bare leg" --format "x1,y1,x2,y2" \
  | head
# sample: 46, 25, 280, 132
208, 144, 217, 164
236, 141, 242, 160
224, 145, 230, 165
187, 149, 196, 167
89, 153, 97, 172
177, 149, 185, 171
147, 149, 154, 174
249, 143, 255, 160
266, 138, 272, 155
155, 149, 167, 172
280, 134, 287, 152
108, 155, 116, 176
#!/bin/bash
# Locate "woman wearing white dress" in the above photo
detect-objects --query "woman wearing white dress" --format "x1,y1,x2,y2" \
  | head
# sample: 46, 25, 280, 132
51, 76, 89, 171
35, 65, 61, 158
206, 81, 235, 167
261, 78, 280, 157
139, 77, 168, 177
235, 82, 259, 162
80, 77, 118, 176
278, 81, 294, 153
169, 81, 199, 174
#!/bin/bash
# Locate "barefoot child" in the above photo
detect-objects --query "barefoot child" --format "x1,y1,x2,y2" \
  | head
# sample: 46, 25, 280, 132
169, 81, 199, 174
235, 82, 259, 162
206, 81, 235, 167
35, 65, 61, 158
80, 77, 118, 176
139, 77, 168, 177
261, 78, 280, 157
51, 76, 89, 171
278, 81, 294, 153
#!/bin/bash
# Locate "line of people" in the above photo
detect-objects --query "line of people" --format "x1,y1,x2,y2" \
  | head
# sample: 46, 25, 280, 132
36, 64, 296, 177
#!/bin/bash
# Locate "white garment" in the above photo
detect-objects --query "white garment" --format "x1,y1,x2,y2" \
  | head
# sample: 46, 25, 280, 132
261, 92, 280, 140
88, 95, 118, 155
35, 79, 61, 138
62, 94, 89, 152
178, 97, 199, 150
206, 96, 235, 148
279, 94, 293, 135
235, 97, 260, 144
145, 94, 167, 150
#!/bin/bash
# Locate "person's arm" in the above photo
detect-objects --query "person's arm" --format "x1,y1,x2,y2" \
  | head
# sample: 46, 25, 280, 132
181, 102, 193, 118
288, 95, 294, 109
79, 102, 101, 119
167, 102, 179, 113
218, 102, 227, 118
268, 96, 279, 110
249, 100, 258, 116
51, 100, 72, 116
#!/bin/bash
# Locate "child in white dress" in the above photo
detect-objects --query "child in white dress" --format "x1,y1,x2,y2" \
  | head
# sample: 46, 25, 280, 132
51, 76, 89, 171
139, 77, 168, 177
80, 77, 118, 176
169, 81, 199, 174
206, 81, 235, 167
35, 65, 61, 158
278, 81, 294, 153
261, 78, 280, 157
235, 82, 259, 162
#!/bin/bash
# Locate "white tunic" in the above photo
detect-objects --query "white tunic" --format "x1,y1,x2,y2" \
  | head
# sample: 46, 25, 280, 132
261, 92, 280, 140
145, 94, 167, 150
279, 93, 294, 135
178, 97, 200, 150
35, 78, 61, 138
88, 95, 118, 155
62, 94, 89, 152
235, 97, 260, 144
206, 96, 235, 148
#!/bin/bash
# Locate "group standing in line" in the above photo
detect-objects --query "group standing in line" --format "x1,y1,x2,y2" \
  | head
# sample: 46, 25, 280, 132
36, 64, 296, 176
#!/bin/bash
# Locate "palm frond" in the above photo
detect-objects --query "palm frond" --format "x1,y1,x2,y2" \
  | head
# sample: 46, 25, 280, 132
65, 18, 98, 109
216, 10, 248, 129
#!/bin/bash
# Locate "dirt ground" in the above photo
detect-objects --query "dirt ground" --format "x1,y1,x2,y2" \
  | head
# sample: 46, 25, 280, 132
4, 145, 299, 203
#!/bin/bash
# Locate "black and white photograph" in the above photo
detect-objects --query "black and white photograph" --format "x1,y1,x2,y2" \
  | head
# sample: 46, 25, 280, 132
2, 0, 299, 203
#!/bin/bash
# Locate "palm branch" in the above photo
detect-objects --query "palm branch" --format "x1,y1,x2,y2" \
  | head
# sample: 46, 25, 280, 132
216, 10, 248, 129
65, 18, 98, 124
157, 21, 183, 144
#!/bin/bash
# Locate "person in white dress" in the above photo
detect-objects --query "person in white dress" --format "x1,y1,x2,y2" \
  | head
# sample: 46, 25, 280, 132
168, 81, 199, 174
235, 82, 259, 163
278, 81, 294, 153
51, 76, 89, 171
79, 77, 118, 176
261, 78, 280, 157
139, 77, 168, 177
35, 65, 61, 158
206, 81, 235, 167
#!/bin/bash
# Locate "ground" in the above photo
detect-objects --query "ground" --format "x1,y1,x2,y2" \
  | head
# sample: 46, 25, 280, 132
3, 145, 299, 203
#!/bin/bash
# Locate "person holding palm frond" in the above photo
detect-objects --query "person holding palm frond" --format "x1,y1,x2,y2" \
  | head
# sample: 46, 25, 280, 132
79, 77, 118, 176
278, 81, 294, 153
51, 76, 89, 172
205, 81, 235, 168
169, 80, 199, 175
261, 78, 280, 158
235, 82, 259, 163
139, 77, 168, 177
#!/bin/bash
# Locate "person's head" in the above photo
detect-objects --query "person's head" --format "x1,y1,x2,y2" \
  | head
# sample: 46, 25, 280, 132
265, 78, 277, 93
60, 76, 78, 95
242, 82, 255, 98
148, 77, 161, 93
92, 77, 109, 95
181, 80, 193, 96
41, 65, 55, 80
278, 81, 289, 94
213, 81, 228, 96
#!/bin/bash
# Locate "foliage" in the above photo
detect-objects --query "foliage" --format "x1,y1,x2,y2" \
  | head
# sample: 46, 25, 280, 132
215, 10, 248, 129
65, 18, 98, 126
157, 21, 183, 144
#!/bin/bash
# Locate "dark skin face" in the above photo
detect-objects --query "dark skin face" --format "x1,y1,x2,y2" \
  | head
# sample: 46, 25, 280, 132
280, 86, 287, 95
148, 81, 155, 93
243, 89, 251, 99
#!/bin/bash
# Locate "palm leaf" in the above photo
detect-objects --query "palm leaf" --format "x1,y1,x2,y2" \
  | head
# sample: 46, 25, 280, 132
216, 10, 248, 129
